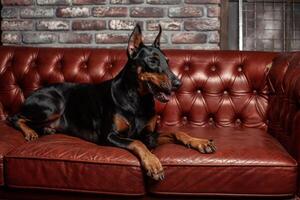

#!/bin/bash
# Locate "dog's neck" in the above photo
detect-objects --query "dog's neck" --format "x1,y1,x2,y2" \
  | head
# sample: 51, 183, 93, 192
111, 61, 153, 115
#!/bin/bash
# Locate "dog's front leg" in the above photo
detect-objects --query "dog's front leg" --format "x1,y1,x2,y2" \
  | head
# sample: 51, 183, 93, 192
158, 132, 216, 154
107, 132, 164, 180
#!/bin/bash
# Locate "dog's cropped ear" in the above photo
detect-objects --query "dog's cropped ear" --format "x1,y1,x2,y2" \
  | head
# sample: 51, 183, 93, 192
153, 24, 162, 48
127, 24, 143, 58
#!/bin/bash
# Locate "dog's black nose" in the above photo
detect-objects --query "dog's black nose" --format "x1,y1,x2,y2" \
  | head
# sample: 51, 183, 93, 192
172, 79, 182, 90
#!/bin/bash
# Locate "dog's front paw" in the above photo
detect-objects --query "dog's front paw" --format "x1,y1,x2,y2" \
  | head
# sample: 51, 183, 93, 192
141, 153, 164, 181
186, 138, 216, 154
24, 129, 39, 141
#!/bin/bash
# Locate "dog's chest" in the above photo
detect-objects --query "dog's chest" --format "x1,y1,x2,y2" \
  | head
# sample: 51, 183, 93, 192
115, 96, 156, 137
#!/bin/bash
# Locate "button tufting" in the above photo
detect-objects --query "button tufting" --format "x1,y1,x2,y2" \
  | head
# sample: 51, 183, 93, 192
31, 61, 37, 68
253, 90, 257, 94
208, 117, 214, 125
223, 90, 228, 95
237, 66, 243, 72
183, 116, 187, 120
211, 66, 216, 71
184, 66, 189, 71
197, 89, 201, 94
156, 115, 161, 123
236, 118, 241, 124
82, 63, 87, 69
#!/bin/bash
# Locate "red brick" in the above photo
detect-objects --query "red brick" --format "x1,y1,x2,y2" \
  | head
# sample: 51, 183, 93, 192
130, 7, 164, 18
193, 44, 220, 50
185, 19, 220, 31
73, 0, 106, 4
56, 7, 90, 18
1, 8, 18, 18
208, 31, 219, 43
92, 7, 128, 17
185, 0, 220, 3
207, 5, 220, 17
171, 33, 207, 44
146, 20, 182, 31
72, 20, 106, 30
95, 33, 129, 44
147, 0, 181, 4
37, 0, 70, 5
144, 33, 167, 44
109, 20, 143, 30
2, 0, 33, 5
2, 32, 21, 44
37, 20, 69, 30
169, 7, 204, 18
59, 33, 92, 44
20, 8, 54, 18
1, 20, 34, 31
168, 44, 219, 50
23, 32, 57, 44
110, 0, 143, 4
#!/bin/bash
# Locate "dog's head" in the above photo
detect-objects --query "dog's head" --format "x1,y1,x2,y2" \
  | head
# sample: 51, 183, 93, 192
127, 24, 182, 103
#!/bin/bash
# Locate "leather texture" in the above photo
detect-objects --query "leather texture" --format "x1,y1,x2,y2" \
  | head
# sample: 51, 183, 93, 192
0, 121, 26, 186
267, 52, 300, 196
155, 50, 277, 129
5, 134, 145, 195
0, 47, 277, 130
150, 126, 297, 196
0, 46, 298, 197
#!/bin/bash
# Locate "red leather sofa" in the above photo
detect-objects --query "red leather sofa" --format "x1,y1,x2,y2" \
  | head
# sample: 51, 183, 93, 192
0, 46, 299, 199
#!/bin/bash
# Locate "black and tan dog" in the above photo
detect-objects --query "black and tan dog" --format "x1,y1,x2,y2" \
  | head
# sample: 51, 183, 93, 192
8, 25, 216, 180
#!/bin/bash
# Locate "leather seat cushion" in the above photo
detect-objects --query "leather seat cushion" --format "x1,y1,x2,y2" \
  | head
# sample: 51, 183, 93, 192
0, 122, 25, 186
149, 126, 297, 197
4, 134, 145, 195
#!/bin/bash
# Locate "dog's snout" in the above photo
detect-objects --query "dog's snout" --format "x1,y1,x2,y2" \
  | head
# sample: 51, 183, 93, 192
172, 79, 182, 90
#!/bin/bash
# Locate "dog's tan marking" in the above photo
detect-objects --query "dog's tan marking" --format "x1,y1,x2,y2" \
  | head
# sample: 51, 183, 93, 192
144, 115, 157, 132
157, 133, 175, 145
136, 66, 150, 96
128, 140, 164, 180
113, 114, 130, 132
139, 72, 171, 88
17, 119, 39, 141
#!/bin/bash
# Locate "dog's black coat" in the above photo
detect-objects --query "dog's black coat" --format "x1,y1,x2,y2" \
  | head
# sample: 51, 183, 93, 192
8, 25, 181, 150
7, 25, 217, 181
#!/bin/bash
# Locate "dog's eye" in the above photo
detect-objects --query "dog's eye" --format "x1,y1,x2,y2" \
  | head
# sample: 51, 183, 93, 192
148, 58, 159, 66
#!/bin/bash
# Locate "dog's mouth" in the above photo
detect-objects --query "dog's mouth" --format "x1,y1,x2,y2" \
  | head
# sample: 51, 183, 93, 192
146, 82, 171, 103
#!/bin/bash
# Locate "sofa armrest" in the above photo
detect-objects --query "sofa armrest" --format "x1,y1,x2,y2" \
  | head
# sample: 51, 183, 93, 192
267, 52, 300, 197
0, 120, 25, 186
267, 52, 300, 156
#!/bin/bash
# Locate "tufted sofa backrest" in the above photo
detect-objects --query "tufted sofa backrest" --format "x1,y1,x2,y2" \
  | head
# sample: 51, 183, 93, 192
0, 46, 277, 129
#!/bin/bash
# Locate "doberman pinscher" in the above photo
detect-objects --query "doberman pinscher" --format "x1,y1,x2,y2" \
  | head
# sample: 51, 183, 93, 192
8, 24, 216, 180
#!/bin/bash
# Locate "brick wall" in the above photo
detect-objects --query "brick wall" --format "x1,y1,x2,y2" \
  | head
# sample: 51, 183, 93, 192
1, 0, 221, 49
